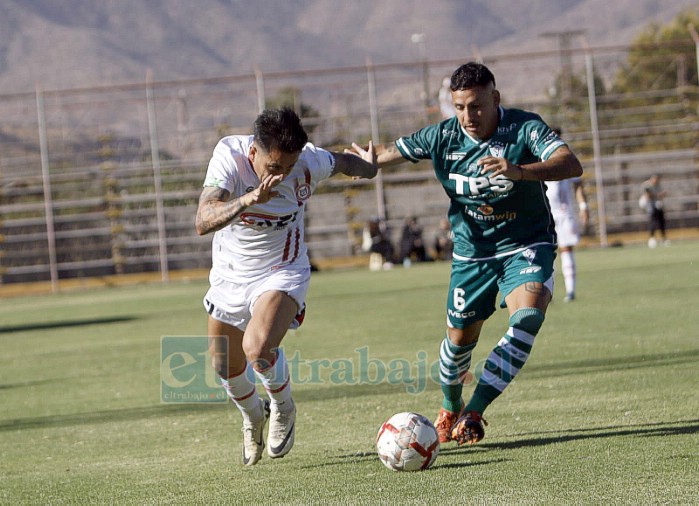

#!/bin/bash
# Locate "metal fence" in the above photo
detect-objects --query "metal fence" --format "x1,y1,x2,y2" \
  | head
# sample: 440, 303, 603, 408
1, 42, 697, 289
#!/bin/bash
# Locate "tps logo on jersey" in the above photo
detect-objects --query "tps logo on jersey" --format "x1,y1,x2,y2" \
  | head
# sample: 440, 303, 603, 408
449, 173, 514, 197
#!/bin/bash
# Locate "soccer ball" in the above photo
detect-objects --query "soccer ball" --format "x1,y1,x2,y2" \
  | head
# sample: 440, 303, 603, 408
375, 412, 440, 471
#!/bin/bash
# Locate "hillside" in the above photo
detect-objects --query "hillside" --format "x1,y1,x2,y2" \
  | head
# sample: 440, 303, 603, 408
1, 0, 696, 95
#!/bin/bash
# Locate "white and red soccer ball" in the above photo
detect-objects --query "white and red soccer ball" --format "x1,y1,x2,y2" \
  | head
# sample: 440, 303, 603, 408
375, 412, 440, 471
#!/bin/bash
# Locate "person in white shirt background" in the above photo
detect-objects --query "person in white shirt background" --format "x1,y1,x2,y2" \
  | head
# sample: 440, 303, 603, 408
546, 175, 589, 302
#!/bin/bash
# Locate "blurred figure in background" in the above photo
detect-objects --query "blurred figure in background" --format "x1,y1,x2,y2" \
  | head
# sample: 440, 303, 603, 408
439, 76, 457, 119
433, 217, 454, 261
362, 217, 395, 270
640, 173, 669, 248
400, 216, 430, 266
546, 177, 589, 302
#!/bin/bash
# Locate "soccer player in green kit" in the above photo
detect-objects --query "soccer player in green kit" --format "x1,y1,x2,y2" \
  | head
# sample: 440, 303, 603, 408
352, 62, 583, 445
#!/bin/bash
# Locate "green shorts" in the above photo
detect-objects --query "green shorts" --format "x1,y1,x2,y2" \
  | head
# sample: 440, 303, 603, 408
446, 245, 556, 329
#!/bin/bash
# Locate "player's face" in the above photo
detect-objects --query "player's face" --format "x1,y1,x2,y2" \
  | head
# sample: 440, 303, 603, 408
452, 83, 500, 141
249, 144, 300, 181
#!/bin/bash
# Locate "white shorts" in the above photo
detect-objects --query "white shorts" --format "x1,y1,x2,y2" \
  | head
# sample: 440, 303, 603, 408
552, 212, 580, 248
203, 266, 311, 331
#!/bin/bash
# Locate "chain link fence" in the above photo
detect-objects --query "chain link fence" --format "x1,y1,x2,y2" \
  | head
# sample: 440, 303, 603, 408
0, 43, 697, 287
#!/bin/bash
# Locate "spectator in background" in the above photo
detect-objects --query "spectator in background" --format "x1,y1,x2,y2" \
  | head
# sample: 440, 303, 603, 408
400, 216, 430, 266
433, 217, 454, 261
640, 174, 669, 248
362, 217, 395, 270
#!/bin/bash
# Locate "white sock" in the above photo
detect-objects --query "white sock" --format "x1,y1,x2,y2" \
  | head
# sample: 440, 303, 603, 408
220, 362, 263, 421
561, 250, 576, 295
255, 348, 292, 412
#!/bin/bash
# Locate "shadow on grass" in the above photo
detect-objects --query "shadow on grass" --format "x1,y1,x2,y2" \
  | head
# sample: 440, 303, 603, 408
525, 348, 699, 379
0, 379, 57, 390
440, 418, 699, 459
0, 403, 220, 432
0, 383, 413, 433
0, 316, 138, 334
300, 449, 510, 471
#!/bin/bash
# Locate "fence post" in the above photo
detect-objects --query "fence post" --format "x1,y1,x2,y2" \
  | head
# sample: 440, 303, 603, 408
145, 71, 170, 282
36, 86, 60, 292
583, 44, 608, 247
366, 59, 386, 225
255, 66, 266, 114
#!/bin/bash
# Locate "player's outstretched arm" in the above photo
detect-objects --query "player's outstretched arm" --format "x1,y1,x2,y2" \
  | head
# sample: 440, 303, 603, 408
344, 141, 407, 170
332, 141, 378, 179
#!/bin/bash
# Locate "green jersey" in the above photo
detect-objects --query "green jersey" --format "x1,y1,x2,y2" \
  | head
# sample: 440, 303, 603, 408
395, 106, 565, 260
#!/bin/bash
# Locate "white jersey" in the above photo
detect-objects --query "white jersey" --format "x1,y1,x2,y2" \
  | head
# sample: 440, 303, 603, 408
203, 135, 335, 283
546, 178, 579, 217
546, 178, 580, 247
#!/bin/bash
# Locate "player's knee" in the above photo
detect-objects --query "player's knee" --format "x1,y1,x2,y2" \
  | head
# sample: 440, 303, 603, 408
242, 341, 274, 372
509, 307, 545, 335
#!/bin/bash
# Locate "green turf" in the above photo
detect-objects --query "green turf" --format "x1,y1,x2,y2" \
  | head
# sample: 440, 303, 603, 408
1, 241, 698, 504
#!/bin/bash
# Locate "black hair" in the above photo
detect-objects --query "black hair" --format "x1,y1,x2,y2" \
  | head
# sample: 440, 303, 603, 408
450, 62, 496, 91
253, 107, 308, 153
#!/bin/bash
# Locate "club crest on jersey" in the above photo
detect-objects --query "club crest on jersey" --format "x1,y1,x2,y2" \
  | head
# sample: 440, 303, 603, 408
295, 183, 311, 201
522, 248, 537, 265
488, 142, 506, 158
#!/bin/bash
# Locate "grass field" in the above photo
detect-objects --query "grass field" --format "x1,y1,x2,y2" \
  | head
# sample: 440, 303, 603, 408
1, 240, 698, 504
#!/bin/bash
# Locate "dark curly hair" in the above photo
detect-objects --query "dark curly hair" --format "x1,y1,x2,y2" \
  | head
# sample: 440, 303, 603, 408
253, 107, 308, 153
450, 62, 496, 91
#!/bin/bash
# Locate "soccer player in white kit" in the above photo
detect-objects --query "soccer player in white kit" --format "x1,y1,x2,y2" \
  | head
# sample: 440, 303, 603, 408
545, 177, 589, 302
196, 108, 377, 465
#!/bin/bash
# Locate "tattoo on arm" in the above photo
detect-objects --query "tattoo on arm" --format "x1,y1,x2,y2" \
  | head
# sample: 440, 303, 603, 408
195, 186, 247, 235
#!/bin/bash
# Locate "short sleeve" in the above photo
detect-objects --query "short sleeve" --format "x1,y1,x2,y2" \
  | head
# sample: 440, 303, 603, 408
395, 124, 439, 163
300, 143, 335, 181
522, 117, 566, 161
203, 138, 240, 192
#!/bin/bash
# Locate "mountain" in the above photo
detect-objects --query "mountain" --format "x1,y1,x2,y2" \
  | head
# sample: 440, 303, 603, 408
1, 0, 696, 97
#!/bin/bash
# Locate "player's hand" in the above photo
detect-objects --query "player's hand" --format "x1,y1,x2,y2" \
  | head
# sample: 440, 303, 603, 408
477, 156, 521, 180
580, 208, 590, 229
347, 141, 376, 163
242, 174, 282, 206
344, 141, 377, 180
